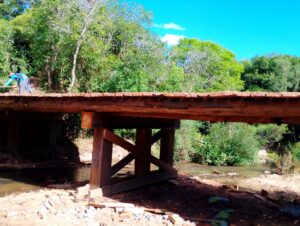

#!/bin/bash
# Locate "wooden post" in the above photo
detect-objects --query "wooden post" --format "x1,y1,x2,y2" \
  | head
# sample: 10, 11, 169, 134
160, 128, 175, 169
83, 113, 179, 195
90, 128, 113, 189
135, 128, 152, 177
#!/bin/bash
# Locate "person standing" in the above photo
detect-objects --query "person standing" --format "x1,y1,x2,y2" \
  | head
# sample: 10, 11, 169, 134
5, 71, 32, 94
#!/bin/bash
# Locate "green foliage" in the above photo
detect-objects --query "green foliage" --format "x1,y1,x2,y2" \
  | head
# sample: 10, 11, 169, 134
268, 143, 300, 174
0, 0, 30, 19
290, 142, 300, 162
0, 19, 12, 76
0, 1, 246, 94
256, 124, 288, 149
174, 121, 203, 162
193, 123, 259, 166
169, 38, 244, 92
242, 55, 300, 92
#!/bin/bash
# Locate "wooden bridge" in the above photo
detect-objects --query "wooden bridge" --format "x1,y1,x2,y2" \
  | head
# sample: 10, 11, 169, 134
1, 91, 300, 195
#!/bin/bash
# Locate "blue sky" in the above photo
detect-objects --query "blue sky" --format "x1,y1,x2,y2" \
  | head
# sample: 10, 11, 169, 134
134, 0, 300, 60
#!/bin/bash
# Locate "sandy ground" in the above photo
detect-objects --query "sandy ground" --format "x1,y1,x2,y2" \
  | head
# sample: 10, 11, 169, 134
239, 174, 300, 201
0, 174, 299, 226
0, 187, 195, 226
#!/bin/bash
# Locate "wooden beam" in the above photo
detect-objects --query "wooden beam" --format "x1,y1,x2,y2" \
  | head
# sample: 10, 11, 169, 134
0, 93, 300, 120
2, 93, 300, 125
103, 129, 175, 172
113, 113, 300, 125
111, 153, 135, 176
160, 128, 175, 168
90, 128, 113, 189
151, 130, 162, 146
100, 135, 113, 187
149, 155, 175, 172
103, 129, 137, 153
101, 170, 178, 196
135, 129, 152, 177
90, 114, 180, 129
81, 112, 94, 129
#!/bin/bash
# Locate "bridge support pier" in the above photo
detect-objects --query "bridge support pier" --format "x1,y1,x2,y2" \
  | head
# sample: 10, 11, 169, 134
81, 112, 180, 196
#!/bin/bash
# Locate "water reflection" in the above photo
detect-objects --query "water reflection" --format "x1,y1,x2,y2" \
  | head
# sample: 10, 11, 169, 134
0, 163, 274, 196
0, 166, 90, 196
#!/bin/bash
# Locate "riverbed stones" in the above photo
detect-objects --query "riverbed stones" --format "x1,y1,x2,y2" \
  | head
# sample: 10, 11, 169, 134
0, 188, 197, 226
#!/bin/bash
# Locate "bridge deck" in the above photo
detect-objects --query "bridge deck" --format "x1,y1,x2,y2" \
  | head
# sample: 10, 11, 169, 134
0, 92, 300, 124
2, 91, 300, 195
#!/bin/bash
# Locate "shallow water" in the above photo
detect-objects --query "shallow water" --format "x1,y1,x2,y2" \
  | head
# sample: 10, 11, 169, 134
0, 166, 90, 196
0, 163, 273, 196
176, 162, 273, 185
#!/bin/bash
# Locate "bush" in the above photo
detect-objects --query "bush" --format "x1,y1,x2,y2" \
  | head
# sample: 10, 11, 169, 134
268, 143, 300, 174
256, 124, 288, 149
192, 123, 259, 166
290, 142, 300, 162
174, 121, 203, 162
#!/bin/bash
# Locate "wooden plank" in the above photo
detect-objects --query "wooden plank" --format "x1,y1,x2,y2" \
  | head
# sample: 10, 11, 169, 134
89, 202, 135, 208
111, 153, 135, 176
90, 128, 104, 189
113, 113, 300, 125
2, 94, 300, 122
151, 130, 162, 146
0, 112, 63, 120
160, 128, 175, 169
149, 155, 175, 172
101, 170, 178, 196
81, 112, 94, 129
103, 129, 137, 153
90, 128, 113, 189
92, 114, 180, 129
103, 130, 175, 172
135, 129, 152, 177
100, 135, 113, 187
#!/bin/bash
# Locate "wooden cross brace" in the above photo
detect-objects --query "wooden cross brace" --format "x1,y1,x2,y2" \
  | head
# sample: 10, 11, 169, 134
81, 112, 179, 196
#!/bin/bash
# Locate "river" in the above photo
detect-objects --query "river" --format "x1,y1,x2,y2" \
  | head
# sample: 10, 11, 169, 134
0, 163, 273, 196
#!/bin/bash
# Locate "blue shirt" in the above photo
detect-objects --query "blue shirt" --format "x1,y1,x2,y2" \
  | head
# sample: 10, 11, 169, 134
5, 73, 27, 86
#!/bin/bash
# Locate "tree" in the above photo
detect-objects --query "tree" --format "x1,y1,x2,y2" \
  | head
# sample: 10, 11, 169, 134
0, 0, 32, 19
242, 55, 300, 92
169, 38, 244, 92
0, 19, 13, 76
68, 0, 106, 91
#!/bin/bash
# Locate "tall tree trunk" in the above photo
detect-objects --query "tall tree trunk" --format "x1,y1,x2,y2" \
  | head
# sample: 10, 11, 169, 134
68, 1, 98, 92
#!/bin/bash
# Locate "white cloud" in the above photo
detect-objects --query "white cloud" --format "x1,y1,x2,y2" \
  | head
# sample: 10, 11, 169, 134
154, 23, 186, 31
161, 34, 185, 46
